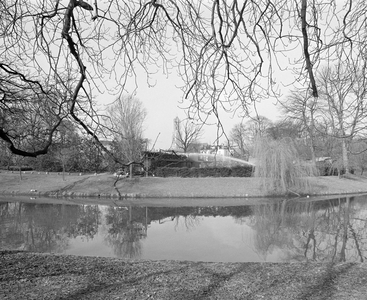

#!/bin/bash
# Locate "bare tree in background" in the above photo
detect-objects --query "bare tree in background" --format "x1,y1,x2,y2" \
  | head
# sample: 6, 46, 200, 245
1, 0, 366, 158
350, 140, 367, 175
173, 117, 203, 153
107, 95, 147, 162
230, 123, 249, 160
246, 116, 273, 140
230, 123, 251, 159
230, 116, 273, 159
281, 90, 319, 164
317, 62, 367, 174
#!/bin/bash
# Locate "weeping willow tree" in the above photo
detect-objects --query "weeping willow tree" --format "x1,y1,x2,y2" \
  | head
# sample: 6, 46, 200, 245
254, 137, 316, 196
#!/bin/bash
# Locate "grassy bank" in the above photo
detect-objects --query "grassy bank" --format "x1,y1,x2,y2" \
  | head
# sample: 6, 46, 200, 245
1, 171, 367, 200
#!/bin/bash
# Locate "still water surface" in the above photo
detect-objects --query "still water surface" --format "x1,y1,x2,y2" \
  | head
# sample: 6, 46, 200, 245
1, 195, 367, 262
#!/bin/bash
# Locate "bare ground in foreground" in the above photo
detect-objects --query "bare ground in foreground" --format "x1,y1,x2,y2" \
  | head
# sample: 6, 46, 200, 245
1, 251, 367, 300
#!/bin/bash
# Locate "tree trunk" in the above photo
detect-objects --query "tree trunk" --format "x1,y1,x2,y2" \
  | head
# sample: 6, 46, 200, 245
339, 197, 350, 262
309, 110, 317, 167
342, 139, 350, 174
62, 159, 65, 181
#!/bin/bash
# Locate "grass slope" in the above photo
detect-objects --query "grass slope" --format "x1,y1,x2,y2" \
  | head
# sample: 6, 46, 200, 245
1, 171, 367, 200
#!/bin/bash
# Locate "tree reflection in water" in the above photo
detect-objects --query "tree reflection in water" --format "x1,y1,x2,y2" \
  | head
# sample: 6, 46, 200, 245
173, 215, 201, 232
0, 202, 101, 253
1, 196, 367, 262
104, 206, 147, 259
249, 197, 367, 262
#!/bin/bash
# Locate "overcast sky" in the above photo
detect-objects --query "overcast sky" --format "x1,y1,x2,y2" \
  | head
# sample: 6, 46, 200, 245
101, 71, 281, 151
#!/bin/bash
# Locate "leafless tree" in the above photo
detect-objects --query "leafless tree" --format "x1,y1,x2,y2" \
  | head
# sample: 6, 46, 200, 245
350, 140, 367, 175
230, 123, 250, 159
229, 116, 273, 158
246, 116, 273, 140
0, 79, 66, 156
317, 62, 367, 174
173, 117, 203, 153
107, 95, 147, 162
1, 0, 366, 158
281, 90, 320, 164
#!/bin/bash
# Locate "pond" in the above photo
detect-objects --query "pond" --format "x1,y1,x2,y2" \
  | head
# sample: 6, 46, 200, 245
1, 195, 367, 263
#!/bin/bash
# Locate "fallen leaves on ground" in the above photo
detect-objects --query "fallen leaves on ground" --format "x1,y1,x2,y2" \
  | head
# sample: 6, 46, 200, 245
1, 251, 367, 299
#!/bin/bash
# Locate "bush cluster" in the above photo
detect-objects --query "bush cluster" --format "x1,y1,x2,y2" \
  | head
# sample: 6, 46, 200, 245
317, 165, 354, 176
316, 160, 355, 176
155, 165, 254, 178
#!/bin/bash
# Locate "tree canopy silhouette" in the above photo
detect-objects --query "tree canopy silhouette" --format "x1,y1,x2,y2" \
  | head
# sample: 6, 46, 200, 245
1, 0, 365, 156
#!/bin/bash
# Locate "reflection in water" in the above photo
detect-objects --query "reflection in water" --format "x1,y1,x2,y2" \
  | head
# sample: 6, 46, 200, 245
104, 206, 148, 259
250, 197, 367, 262
0, 202, 101, 253
1, 195, 367, 262
173, 215, 201, 232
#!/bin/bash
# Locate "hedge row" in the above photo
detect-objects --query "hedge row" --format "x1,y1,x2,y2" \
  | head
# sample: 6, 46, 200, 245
155, 166, 254, 178
8, 166, 34, 171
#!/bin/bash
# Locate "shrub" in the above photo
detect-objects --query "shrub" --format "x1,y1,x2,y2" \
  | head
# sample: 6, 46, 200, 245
8, 166, 33, 171
155, 165, 253, 178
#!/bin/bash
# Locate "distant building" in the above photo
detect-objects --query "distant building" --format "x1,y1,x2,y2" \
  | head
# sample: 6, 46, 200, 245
200, 144, 234, 156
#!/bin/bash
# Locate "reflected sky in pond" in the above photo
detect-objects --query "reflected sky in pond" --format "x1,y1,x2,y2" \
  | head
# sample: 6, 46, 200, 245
1, 195, 367, 262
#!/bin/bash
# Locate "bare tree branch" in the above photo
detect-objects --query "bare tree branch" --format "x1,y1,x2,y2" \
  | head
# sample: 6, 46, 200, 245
1, 0, 366, 158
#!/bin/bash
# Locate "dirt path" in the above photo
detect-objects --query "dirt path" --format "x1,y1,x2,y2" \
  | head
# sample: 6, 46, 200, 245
48, 176, 91, 195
